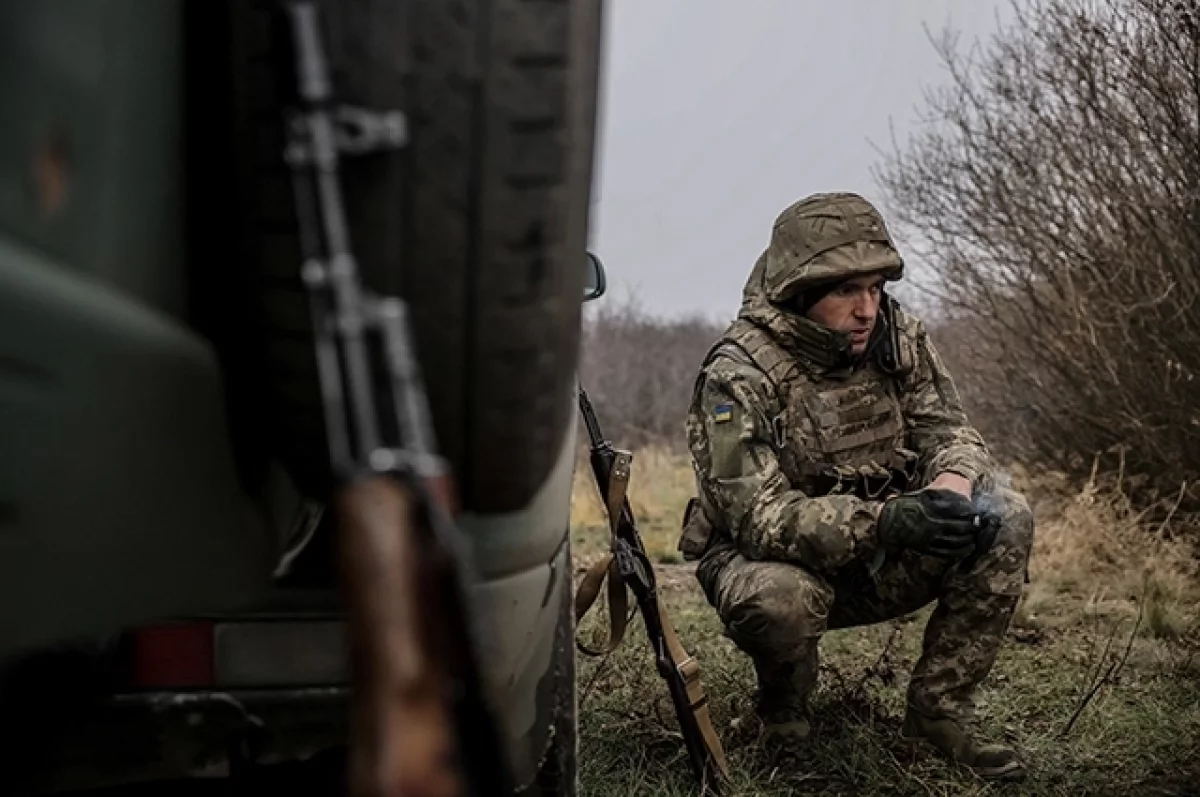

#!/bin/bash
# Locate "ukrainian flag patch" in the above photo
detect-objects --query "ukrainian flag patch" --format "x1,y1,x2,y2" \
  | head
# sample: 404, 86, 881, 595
713, 403, 734, 423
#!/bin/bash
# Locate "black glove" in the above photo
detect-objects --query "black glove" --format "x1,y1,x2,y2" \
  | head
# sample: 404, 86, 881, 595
877, 488, 978, 559
960, 509, 1003, 569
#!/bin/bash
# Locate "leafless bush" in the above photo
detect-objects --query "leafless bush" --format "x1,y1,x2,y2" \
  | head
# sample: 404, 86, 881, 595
875, 0, 1200, 514
578, 294, 726, 451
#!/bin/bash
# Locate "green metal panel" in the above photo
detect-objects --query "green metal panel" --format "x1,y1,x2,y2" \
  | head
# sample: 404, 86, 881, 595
0, 0, 187, 316
0, 235, 272, 659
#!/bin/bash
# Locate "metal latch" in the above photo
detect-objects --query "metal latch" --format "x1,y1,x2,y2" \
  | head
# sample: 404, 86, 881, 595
285, 105, 408, 165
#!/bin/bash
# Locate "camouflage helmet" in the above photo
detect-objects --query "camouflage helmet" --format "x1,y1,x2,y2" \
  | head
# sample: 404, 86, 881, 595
762, 192, 904, 304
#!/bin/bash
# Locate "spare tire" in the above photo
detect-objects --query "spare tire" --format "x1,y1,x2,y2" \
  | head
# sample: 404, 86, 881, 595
188, 0, 603, 512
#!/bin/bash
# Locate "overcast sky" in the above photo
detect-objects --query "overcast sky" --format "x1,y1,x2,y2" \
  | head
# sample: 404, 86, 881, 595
587, 0, 1014, 321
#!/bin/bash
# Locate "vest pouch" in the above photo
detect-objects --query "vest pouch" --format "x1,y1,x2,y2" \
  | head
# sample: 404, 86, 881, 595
888, 448, 920, 488
678, 496, 714, 562
816, 460, 913, 501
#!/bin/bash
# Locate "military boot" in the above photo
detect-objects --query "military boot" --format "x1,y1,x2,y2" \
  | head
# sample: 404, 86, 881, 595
902, 704, 1025, 781
752, 649, 817, 742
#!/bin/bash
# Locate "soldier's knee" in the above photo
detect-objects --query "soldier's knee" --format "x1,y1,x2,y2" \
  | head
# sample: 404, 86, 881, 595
965, 486, 1034, 595
996, 488, 1034, 560
724, 568, 830, 657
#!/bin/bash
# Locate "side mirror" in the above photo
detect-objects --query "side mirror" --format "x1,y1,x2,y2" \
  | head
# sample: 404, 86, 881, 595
584, 251, 607, 302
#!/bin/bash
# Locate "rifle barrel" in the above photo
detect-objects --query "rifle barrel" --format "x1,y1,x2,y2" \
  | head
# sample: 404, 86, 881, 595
577, 386, 606, 447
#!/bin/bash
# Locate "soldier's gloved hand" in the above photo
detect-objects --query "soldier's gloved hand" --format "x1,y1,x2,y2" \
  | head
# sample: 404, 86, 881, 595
876, 488, 978, 559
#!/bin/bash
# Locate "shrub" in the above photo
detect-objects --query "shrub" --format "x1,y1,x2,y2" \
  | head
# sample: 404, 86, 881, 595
874, 0, 1200, 521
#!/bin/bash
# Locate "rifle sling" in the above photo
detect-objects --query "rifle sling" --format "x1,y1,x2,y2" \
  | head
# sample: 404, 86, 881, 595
573, 449, 633, 656
573, 450, 730, 783
657, 602, 731, 782
573, 553, 628, 656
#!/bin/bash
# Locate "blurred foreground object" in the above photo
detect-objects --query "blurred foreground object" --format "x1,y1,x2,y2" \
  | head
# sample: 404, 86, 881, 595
0, 0, 603, 793
280, 3, 509, 793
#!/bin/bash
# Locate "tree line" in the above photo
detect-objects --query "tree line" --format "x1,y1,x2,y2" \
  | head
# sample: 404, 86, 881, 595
582, 0, 1200, 531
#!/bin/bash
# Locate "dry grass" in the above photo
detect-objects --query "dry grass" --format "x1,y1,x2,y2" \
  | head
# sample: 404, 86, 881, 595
1014, 463, 1200, 641
570, 445, 696, 565
570, 449, 1200, 796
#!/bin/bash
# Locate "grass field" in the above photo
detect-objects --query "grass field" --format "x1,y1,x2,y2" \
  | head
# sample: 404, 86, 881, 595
568, 449, 1200, 796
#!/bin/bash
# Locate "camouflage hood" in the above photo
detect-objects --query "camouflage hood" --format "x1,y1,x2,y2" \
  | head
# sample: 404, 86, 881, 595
738, 192, 905, 370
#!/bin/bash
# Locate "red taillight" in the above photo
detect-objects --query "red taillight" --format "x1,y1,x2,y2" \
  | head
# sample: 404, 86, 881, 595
127, 622, 215, 688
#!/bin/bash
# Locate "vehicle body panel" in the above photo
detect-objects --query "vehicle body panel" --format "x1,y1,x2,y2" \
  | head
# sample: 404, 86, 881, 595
0, 0, 188, 315
463, 409, 579, 785
0, 236, 272, 659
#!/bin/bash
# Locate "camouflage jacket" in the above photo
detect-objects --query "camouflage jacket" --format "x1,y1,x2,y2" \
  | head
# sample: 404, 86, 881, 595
682, 196, 994, 576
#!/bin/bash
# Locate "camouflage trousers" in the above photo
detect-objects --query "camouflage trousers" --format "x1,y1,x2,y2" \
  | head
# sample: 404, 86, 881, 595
695, 488, 1035, 720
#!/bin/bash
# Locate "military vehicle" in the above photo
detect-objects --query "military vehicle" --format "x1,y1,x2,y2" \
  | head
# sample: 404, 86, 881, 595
0, 0, 605, 793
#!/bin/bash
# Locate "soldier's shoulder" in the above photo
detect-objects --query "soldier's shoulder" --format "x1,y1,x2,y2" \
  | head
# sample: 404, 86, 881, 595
699, 341, 779, 398
703, 343, 771, 383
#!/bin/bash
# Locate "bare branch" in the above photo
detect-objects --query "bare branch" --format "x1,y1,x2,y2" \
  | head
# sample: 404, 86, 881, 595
876, 0, 1200, 515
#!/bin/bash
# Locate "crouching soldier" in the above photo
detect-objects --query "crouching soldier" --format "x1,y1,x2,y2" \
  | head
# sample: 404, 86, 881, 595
679, 192, 1034, 781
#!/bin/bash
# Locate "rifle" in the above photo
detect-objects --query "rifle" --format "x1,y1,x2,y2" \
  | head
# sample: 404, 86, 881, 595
280, 3, 511, 794
574, 386, 730, 793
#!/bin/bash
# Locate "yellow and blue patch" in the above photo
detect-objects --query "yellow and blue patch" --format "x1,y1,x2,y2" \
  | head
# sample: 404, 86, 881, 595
713, 402, 734, 423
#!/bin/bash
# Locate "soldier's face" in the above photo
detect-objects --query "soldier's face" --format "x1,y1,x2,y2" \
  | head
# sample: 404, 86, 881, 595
804, 275, 885, 355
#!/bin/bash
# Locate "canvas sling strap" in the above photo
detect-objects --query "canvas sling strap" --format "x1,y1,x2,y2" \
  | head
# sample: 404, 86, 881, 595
573, 449, 731, 783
